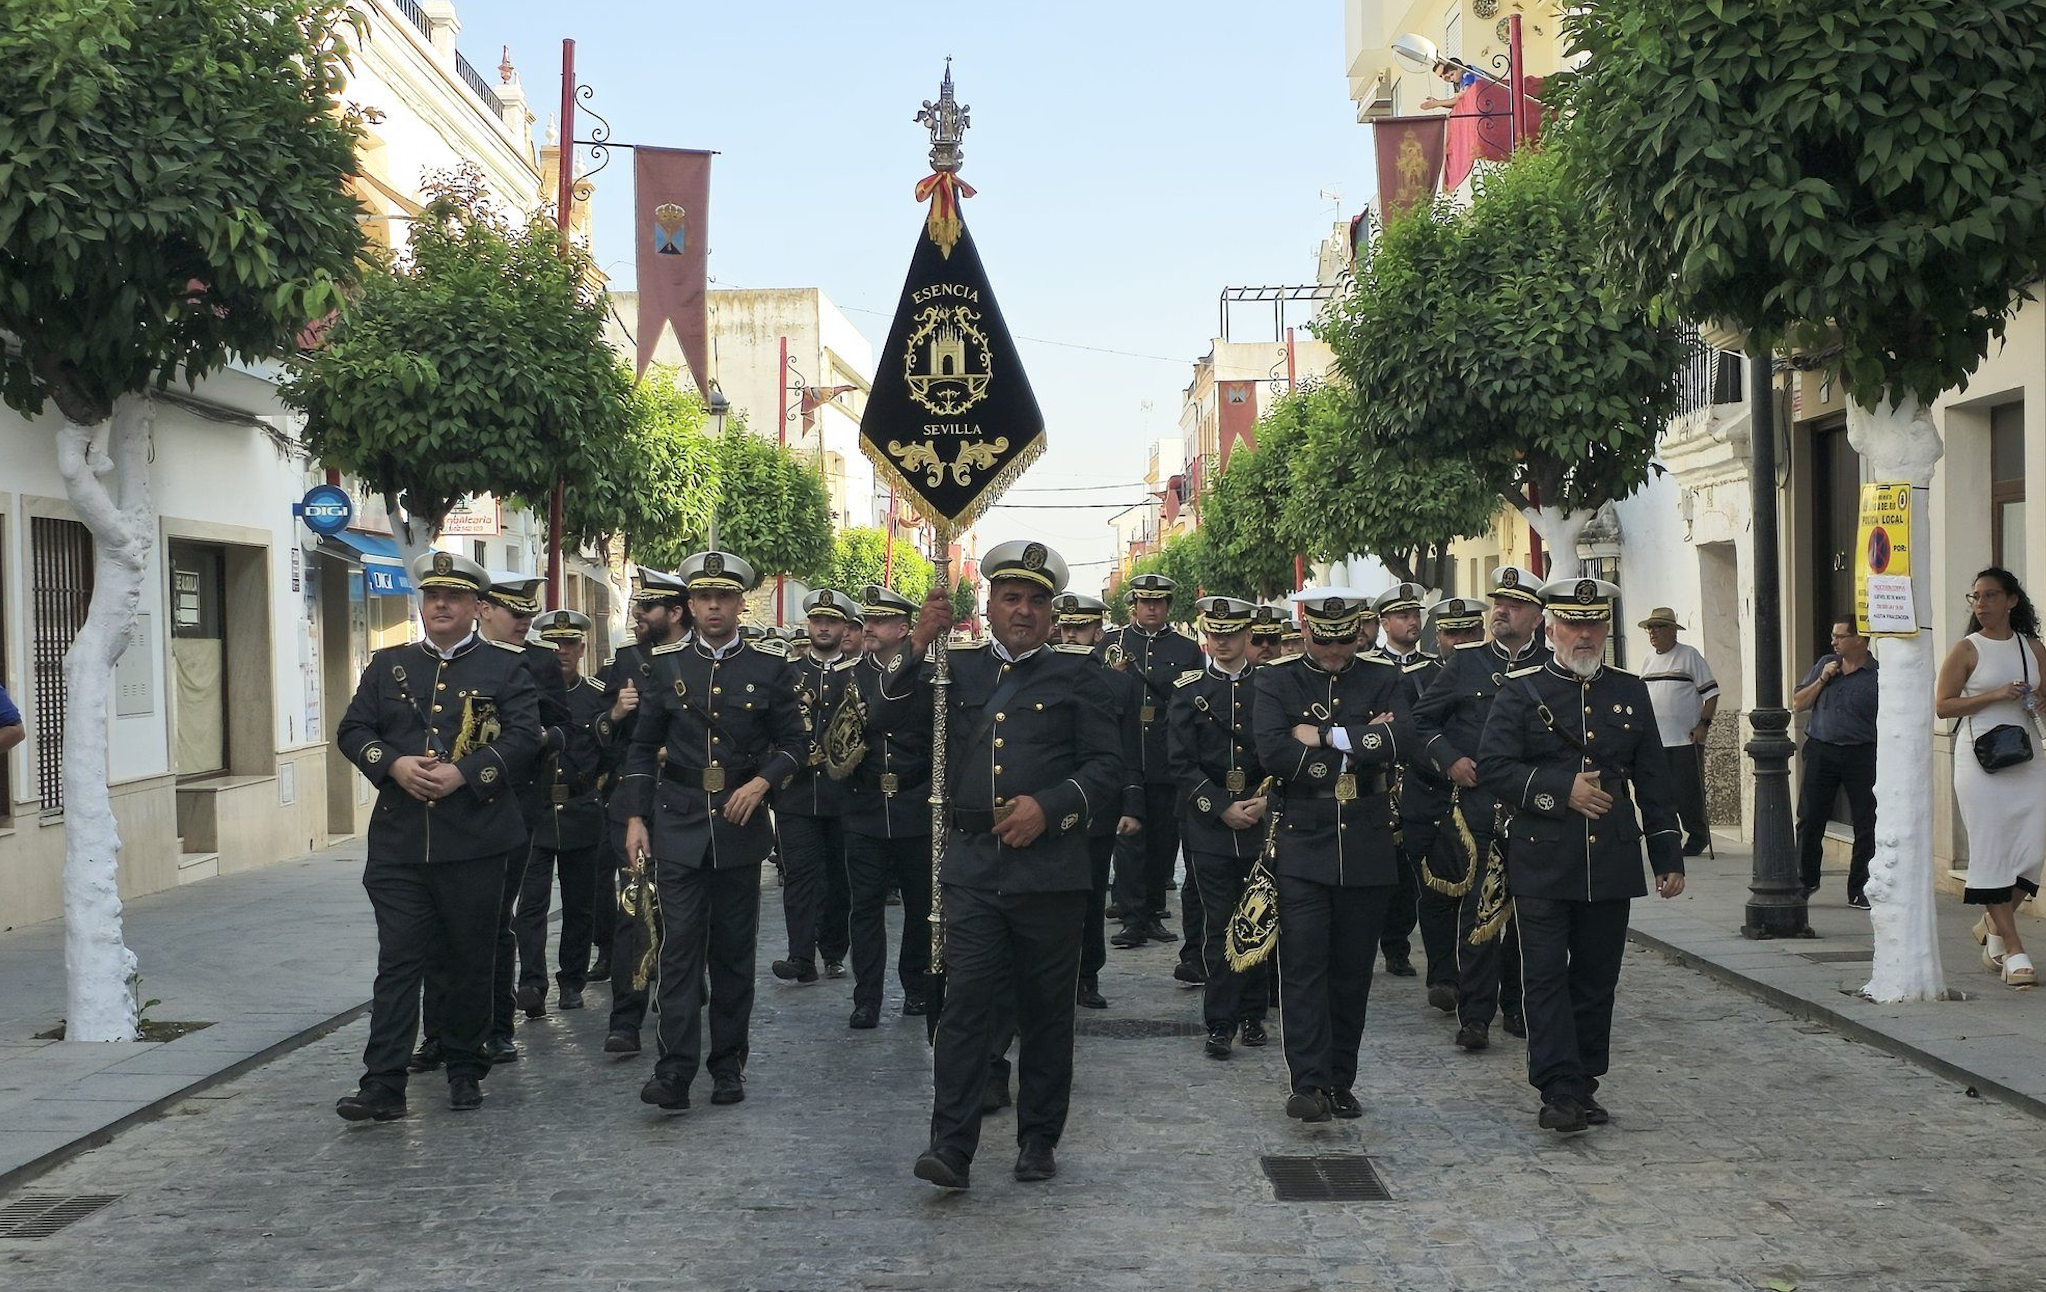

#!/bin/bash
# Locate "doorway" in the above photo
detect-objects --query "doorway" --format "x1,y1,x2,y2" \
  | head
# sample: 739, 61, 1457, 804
168, 541, 228, 777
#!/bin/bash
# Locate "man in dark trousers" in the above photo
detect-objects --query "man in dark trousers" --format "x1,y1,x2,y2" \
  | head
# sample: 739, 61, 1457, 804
335, 551, 539, 1120
1791, 619, 1880, 907
1412, 567, 1544, 1052
513, 610, 606, 1013
622, 551, 807, 1112
1407, 597, 1487, 1013
1052, 593, 1143, 1011
1169, 595, 1271, 1059
1253, 587, 1413, 1124
839, 585, 935, 1028
1370, 581, 1434, 981
773, 588, 860, 986
1105, 573, 1204, 956
911, 541, 1121, 1190
592, 569, 690, 1054
1478, 576, 1684, 1133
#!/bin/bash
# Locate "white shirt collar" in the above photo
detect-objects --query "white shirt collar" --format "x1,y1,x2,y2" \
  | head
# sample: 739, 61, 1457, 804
992, 640, 1043, 666
421, 630, 477, 661
697, 634, 744, 660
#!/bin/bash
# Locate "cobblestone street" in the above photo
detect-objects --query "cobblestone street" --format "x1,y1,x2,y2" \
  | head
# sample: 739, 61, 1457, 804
4, 904, 2043, 1292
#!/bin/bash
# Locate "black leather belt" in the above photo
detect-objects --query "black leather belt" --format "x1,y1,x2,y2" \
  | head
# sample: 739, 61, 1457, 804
662, 762, 755, 792
951, 805, 1015, 834
1283, 770, 1393, 801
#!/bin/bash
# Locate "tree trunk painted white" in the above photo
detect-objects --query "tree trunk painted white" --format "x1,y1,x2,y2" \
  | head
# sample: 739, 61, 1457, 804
1519, 504, 1593, 579
1847, 389, 1948, 1004
384, 504, 435, 573
55, 397, 154, 1043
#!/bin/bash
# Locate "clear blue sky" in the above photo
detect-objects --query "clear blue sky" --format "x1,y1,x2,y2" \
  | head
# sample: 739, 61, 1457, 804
457, 1, 1374, 577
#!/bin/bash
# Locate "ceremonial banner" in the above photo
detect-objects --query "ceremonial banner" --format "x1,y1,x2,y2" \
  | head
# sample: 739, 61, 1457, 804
1372, 115, 1448, 220
859, 216, 1044, 529
632, 147, 712, 389
1857, 481, 1918, 636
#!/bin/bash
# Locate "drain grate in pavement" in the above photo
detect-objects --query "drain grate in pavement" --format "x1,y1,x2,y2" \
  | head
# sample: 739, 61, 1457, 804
1073, 1017, 1208, 1040
0, 1194, 123, 1240
1260, 1156, 1391, 1202
1799, 949, 1875, 963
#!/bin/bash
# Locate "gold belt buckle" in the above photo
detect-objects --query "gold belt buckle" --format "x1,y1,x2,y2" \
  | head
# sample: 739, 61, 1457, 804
1225, 769, 1246, 794
1140, 704, 1157, 724
991, 802, 1015, 825
550, 784, 568, 806
1334, 773, 1358, 803
880, 772, 900, 796
702, 763, 726, 793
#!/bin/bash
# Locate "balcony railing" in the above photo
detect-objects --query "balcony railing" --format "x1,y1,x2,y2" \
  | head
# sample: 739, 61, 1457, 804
456, 51, 506, 117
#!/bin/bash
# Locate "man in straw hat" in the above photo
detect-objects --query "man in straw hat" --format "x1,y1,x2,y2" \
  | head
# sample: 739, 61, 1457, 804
1636, 606, 1720, 857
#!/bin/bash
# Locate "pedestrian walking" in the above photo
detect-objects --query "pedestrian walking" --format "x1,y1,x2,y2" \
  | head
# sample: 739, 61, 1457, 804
1790, 619, 1879, 908
1397, 597, 1486, 1015
1370, 581, 1434, 981
1105, 573, 1203, 957
1636, 607, 1720, 856
772, 589, 860, 987
511, 610, 606, 1013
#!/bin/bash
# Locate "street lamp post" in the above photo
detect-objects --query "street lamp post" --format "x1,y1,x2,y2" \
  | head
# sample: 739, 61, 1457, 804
1741, 344, 1810, 938
705, 381, 730, 552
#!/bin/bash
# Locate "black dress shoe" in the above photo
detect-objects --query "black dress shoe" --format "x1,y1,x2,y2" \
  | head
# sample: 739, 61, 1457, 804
709, 1073, 745, 1105
1426, 984, 1459, 1013
1502, 1013, 1527, 1039
640, 1075, 689, 1110
482, 1037, 520, 1065
603, 1030, 641, 1055
981, 1078, 1011, 1114
772, 958, 820, 984
335, 1088, 406, 1122
1285, 1090, 1332, 1123
586, 958, 611, 983
447, 1076, 483, 1111
1014, 1140, 1057, 1182
1110, 924, 1147, 949
1173, 960, 1207, 985
1454, 1023, 1490, 1051
1539, 1095, 1589, 1133
1204, 1025, 1233, 1060
1238, 1019, 1269, 1048
913, 1147, 971, 1189
1140, 919, 1178, 943
1104, 901, 1125, 920
1076, 975, 1108, 1009
1330, 1088, 1364, 1119
557, 985, 585, 1010
824, 961, 847, 979
407, 1039, 443, 1073
901, 995, 928, 1017
1581, 1095, 1610, 1126
515, 984, 547, 1017
849, 1006, 879, 1030
1383, 953, 1417, 977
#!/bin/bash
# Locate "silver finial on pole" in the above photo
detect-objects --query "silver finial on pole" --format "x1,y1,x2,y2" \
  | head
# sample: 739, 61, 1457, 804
915, 58, 970, 175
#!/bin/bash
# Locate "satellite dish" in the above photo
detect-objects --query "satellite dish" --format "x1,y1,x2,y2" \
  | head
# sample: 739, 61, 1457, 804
1391, 33, 1440, 75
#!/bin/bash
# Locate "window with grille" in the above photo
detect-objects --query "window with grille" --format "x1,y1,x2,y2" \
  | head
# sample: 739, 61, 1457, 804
30, 518, 93, 815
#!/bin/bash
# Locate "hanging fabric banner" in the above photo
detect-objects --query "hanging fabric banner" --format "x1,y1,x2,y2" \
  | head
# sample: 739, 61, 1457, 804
1372, 114, 1448, 220
632, 146, 713, 390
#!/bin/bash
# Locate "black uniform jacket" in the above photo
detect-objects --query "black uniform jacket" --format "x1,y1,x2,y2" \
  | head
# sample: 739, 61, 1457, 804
782, 650, 854, 818
840, 651, 934, 840
1390, 651, 1448, 821
883, 642, 1121, 894
1412, 637, 1544, 821
1055, 645, 1144, 839
1252, 651, 1413, 887
532, 673, 608, 853
620, 638, 807, 870
1476, 657, 1684, 902
515, 643, 573, 830
1168, 661, 1267, 861
336, 635, 541, 864
1101, 624, 1204, 784
595, 641, 660, 827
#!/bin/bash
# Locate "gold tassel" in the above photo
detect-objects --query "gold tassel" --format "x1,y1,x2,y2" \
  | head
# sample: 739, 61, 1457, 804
1420, 788, 1482, 898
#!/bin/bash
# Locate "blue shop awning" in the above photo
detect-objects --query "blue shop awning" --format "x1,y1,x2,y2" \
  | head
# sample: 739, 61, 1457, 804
320, 531, 412, 596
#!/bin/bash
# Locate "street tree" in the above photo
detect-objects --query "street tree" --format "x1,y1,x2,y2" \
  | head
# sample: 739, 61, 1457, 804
0, 0, 364, 1040
1199, 405, 1308, 601
689, 428, 833, 583
1318, 148, 1685, 577
1559, 0, 2046, 1002
285, 165, 633, 568
569, 364, 718, 584
827, 527, 935, 603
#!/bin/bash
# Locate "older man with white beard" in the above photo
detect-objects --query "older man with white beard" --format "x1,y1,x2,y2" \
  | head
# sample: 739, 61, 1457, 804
1476, 577, 1686, 1136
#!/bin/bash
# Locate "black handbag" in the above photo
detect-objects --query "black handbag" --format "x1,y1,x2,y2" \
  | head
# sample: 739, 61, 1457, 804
1971, 635, 2036, 773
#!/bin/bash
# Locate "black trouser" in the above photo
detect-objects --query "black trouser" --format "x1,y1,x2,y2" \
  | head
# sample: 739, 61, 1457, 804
1515, 895, 1630, 1103
514, 840, 598, 992
1402, 813, 1463, 992
1797, 738, 1877, 896
422, 846, 525, 1047
361, 850, 507, 1094
928, 885, 1086, 1163
1455, 828, 1522, 1029
1380, 847, 1420, 963
606, 817, 652, 1036
846, 830, 932, 1013
591, 827, 620, 969
1664, 743, 1710, 845
1080, 833, 1114, 977
1113, 782, 1182, 919
778, 814, 850, 969
652, 861, 760, 1088
1276, 874, 1391, 1095
1187, 850, 1270, 1030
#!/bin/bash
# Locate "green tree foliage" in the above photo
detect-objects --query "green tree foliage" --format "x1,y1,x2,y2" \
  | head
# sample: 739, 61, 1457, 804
949, 578, 977, 624
1317, 148, 1684, 539
578, 365, 718, 570
826, 527, 935, 602
1199, 408, 1307, 600
0, 0, 364, 423
692, 428, 833, 582
1556, 0, 2046, 405
1113, 530, 1210, 625
284, 165, 631, 546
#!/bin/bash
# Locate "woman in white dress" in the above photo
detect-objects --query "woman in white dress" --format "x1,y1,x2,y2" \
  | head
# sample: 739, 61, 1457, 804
1935, 568, 2046, 988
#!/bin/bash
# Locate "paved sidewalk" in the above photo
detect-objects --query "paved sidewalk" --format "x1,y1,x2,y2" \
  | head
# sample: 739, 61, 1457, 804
1628, 831, 2046, 1116
0, 838, 377, 1188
